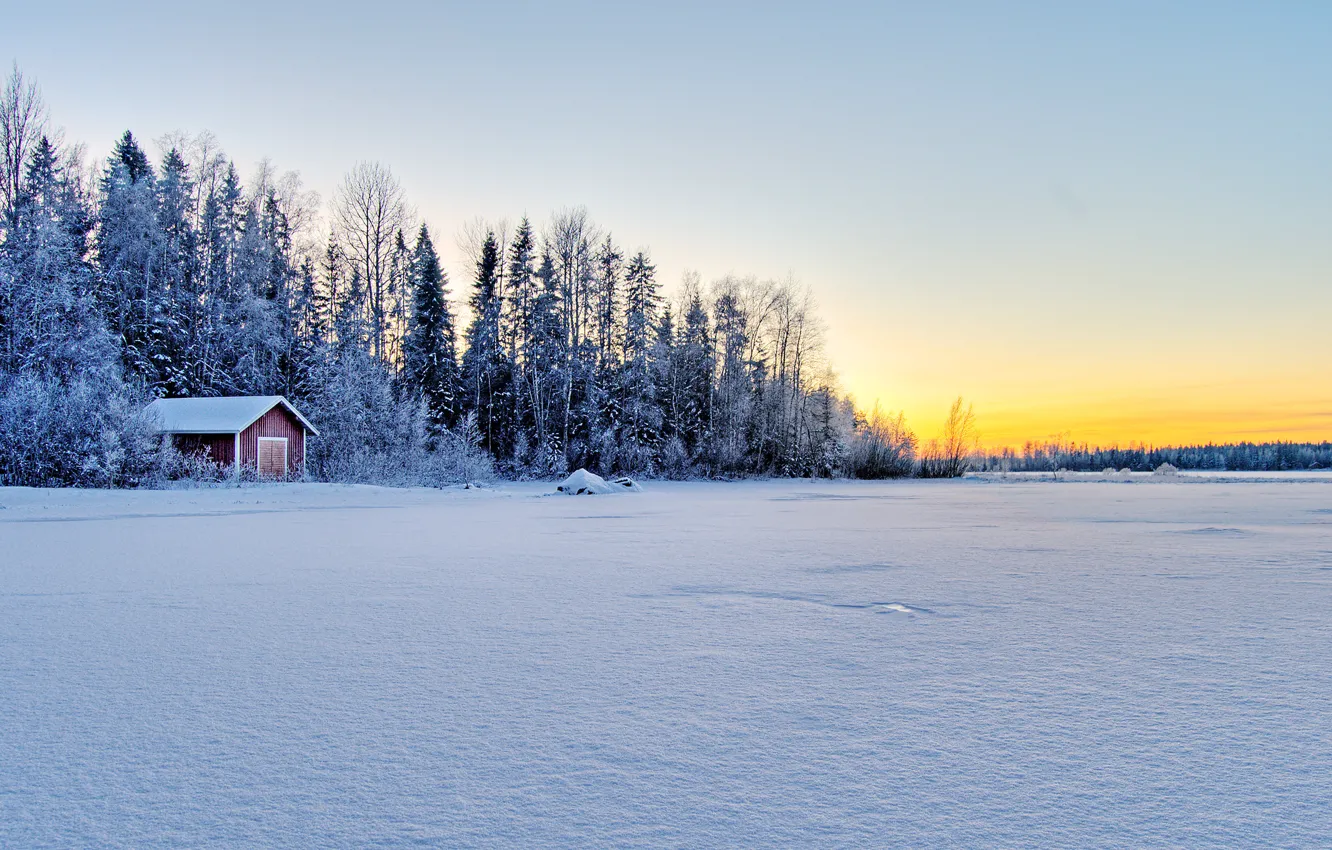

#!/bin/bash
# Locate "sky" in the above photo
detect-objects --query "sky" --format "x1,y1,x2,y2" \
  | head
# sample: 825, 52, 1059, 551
5, 1, 1330, 446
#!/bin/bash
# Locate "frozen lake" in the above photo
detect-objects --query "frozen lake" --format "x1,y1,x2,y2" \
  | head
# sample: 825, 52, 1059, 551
3, 478, 1331, 847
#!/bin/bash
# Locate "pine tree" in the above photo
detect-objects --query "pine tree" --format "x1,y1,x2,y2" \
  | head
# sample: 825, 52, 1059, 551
97, 130, 164, 386
387, 228, 411, 365
226, 199, 282, 393
0, 136, 115, 380
187, 161, 246, 395
615, 250, 662, 471
522, 246, 566, 470
711, 288, 751, 472
260, 188, 298, 394
154, 148, 196, 395
290, 255, 326, 399
462, 230, 511, 456
403, 224, 459, 432
320, 231, 343, 335
679, 289, 714, 456
506, 217, 537, 357
505, 217, 537, 450
592, 235, 622, 369
654, 304, 677, 433
336, 268, 369, 354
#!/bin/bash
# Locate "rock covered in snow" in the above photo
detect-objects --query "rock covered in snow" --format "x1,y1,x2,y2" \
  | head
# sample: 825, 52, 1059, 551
556, 469, 615, 495
555, 469, 643, 495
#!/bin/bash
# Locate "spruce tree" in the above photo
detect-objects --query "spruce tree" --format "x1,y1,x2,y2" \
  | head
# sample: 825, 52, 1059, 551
615, 250, 662, 471
97, 130, 163, 386
523, 246, 566, 469
154, 148, 196, 395
505, 218, 537, 449
404, 224, 459, 431
0, 136, 114, 381
462, 231, 510, 456
592, 235, 623, 368
506, 217, 536, 355
679, 290, 714, 455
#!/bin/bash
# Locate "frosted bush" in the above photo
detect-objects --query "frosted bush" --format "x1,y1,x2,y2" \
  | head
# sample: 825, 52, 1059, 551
0, 372, 160, 488
1153, 462, 1180, 477
150, 440, 226, 486
848, 406, 917, 479
301, 350, 493, 487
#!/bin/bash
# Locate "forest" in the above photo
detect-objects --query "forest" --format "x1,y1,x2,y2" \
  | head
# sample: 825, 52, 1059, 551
0, 66, 935, 487
0, 66, 1321, 488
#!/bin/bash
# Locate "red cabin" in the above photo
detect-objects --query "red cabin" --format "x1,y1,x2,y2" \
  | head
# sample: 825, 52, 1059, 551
145, 396, 320, 480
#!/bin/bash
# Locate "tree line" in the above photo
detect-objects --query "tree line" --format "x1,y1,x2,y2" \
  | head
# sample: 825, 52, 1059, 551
0, 65, 934, 487
980, 438, 1332, 473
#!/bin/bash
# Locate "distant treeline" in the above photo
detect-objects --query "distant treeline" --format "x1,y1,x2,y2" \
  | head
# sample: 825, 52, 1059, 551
979, 440, 1332, 473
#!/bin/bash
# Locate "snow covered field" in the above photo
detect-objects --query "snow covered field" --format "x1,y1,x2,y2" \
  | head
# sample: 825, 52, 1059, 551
3, 477, 1331, 848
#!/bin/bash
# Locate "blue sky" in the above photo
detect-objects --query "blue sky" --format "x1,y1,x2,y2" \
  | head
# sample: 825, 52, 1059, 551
7, 1, 1331, 442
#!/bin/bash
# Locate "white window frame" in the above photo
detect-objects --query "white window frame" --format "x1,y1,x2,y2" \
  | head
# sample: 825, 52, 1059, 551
256, 436, 289, 480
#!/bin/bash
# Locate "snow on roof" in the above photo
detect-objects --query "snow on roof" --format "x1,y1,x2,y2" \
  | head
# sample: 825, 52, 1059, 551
144, 396, 319, 436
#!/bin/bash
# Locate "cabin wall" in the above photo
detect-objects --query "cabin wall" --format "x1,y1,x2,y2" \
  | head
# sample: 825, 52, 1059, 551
239, 406, 306, 477
172, 434, 235, 468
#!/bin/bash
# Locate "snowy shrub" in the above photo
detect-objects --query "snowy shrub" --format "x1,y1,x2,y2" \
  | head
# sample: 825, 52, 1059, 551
1153, 463, 1180, 478
657, 435, 692, 480
605, 437, 657, 478
149, 440, 227, 486
515, 438, 570, 480
0, 372, 160, 488
917, 398, 978, 479
301, 349, 493, 487
1102, 467, 1117, 477
420, 415, 495, 486
847, 405, 916, 479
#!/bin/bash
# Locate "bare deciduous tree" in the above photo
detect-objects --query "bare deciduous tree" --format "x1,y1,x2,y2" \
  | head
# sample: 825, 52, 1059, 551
334, 161, 410, 362
545, 206, 600, 351
920, 396, 979, 478
0, 63, 47, 217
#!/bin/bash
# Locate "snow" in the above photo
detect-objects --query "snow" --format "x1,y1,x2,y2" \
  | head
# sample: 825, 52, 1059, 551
144, 395, 319, 435
3, 477, 1331, 847
556, 468, 615, 494
610, 475, 644, 492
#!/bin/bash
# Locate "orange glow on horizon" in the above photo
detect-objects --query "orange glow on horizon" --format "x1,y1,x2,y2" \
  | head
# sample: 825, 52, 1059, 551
842, 373, 1332, 451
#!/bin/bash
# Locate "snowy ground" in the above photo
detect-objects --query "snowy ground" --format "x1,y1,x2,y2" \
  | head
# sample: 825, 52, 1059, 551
3, 477, 1331, 848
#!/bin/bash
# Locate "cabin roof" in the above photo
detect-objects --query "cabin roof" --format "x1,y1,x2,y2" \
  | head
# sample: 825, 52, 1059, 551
145, 396, 320, 436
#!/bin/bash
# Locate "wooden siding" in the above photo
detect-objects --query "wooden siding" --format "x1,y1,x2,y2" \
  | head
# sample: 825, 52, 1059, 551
172, 433, 235, 468
239, 405, 306, 478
